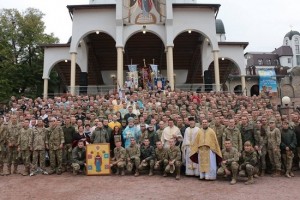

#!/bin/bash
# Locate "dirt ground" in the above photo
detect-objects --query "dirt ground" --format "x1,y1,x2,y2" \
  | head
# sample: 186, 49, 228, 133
0, 166, 299, 200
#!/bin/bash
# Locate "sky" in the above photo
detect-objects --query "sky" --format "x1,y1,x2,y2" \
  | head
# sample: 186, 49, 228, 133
0, 0, 299, 52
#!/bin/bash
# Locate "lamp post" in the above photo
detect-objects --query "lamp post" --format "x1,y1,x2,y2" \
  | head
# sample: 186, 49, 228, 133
281, 96, 291, 117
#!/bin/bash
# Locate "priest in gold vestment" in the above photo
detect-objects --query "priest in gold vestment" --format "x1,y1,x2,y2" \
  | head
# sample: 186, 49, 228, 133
190, 119, 222, 180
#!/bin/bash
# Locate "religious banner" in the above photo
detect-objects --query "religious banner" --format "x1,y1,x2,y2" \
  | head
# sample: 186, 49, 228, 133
257, 67, 278, 97
150, 64, 158, 78
127, 64, 138, 72
122, 0, 166, 24
86, 143, 111, 175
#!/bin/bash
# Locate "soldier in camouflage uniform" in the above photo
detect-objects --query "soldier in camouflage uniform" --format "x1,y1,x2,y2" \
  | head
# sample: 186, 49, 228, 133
31, 118, 48, 175
154, 140, 168, 173
17, 119, 33, 176
138, 138, 155, 176
62, 117, 76, 172
155, 121, 165, 142
239, 141, 259, 185
47, 117, 65, 175
211, 116, 225, 150
280, 120, 297, 178
6, 115, 20, 174
217, 139, 239, 185
223, 119, 243, 152
126, 137, 140, 176
0, 120, 7, 175
71, 140, 86, 175
111, 140, 126, 176
254, 120, 268, 176
164, 138, 181, 180
267, 119, 281, 177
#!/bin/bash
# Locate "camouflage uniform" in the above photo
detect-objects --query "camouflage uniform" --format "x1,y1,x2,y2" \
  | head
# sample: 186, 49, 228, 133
154, 148, 168, 172
126, 143, 140, 175
31, 127, 48, 173
165, 146, 182, 179
48, 126, 65, 174
139, 144, 155, 175
240, 124, 257, 146
17, 127, 33, 176
223, 127, 243, 152
0, 123, 7, 175
71, 146, 86, 175
156, 129, 164, 142
91, 127, 109, 143
254, 127, 268, 174
62, 125, 76, 171
111, 146, 126, 175
280, 127, 297, 177
267, 127, 281, 172
6, 123, 20, 174
212, 124, 225, 150
217, 147, 239, 184
239, 149, 258, 184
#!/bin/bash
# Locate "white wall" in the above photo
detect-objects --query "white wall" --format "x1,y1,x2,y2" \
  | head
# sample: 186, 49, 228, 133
279, 56, 293, 68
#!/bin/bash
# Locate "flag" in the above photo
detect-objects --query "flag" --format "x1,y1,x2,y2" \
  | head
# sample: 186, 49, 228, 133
150, 64, 158, 78
128, 64, 138, 72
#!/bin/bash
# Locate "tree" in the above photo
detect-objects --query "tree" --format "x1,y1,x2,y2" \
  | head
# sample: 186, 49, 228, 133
0, 8, 59, 102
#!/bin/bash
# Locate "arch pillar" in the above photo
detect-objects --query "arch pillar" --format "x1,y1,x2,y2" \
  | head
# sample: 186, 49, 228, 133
213, 50, 220, 92
117, 47, 124, 88
167, 46, 174, 90
43, 78, 49, 100
70, 52, 77, 95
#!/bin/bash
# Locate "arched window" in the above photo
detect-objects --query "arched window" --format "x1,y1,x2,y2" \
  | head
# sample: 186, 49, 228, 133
295, 38, 299, 45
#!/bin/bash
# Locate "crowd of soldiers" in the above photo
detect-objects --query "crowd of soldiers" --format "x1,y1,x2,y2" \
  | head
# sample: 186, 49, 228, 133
0, 89, 299, 185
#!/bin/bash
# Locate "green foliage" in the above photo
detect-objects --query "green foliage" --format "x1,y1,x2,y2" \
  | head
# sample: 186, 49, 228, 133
0, 8, 59, 102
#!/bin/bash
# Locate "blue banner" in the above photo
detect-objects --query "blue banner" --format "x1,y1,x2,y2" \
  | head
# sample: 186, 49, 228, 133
257, 68, 278, 97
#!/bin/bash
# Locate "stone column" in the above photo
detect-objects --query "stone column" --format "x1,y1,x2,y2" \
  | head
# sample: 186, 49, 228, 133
167, 46, 174, 90
43, 78, 49, 100
241, 75, 246, 96
117, 47, 123, 89
213, 50, 220, 92
70, 52, 77, 95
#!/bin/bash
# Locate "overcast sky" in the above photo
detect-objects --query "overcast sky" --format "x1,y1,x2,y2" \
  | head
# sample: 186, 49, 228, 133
1, 0, 299, 52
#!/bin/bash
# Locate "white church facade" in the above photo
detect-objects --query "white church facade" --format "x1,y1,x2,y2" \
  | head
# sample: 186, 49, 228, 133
42, 0, 248, 98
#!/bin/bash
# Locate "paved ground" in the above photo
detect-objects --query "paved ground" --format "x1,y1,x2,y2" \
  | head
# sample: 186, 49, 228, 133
0, 167, 299, 200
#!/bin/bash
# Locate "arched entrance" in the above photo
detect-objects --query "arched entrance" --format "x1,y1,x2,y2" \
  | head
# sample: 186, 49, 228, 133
51, 61, 81, 94
124, 32, 165, 88
208, 59, 240, 84
250, 85, 259, 96
234, 85, 242, 95
173, 31, 205, 84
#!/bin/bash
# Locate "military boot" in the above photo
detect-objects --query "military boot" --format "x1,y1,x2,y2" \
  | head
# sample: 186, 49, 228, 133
115, 168, 120, 175
121, 168, 125, 176
260, 169, 265, 177
73, 168, 78, 175
149, 168, 154, 176
271, 170, 281, 177
134, 169, 139, 177
7, 165, 11, 175
22, 167, 29, 176
12, 165, 18, 174
175, 168, 180, 180
230, 174, 237, 185
245, 176, 254, 185
0, 165, 4, 176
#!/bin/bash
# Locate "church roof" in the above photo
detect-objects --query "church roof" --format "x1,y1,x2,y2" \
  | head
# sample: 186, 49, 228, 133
216, 19, 225, 34
284, 30, 300, 40
272, 46, 293, 57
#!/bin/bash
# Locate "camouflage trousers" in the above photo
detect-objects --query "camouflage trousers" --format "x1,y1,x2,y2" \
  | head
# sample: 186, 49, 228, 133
112, 161, 126, 169
7, 146, 18, 165
165, 161, 181, 173
138, 159, 155, 170
268, 148, 281, 171
259, 146, 267, 170
32, 150, 46, 171
239, 164, 258, 177
62, 144, 73, 166
282, 150, 294, 172
49, 149, 63, 172
154, 159, 168, 171
0, 150, 5, 167
71, 163, 85, 171
217, 161, 239, 176
19, 150, 31, 168
127, 157, 140, 171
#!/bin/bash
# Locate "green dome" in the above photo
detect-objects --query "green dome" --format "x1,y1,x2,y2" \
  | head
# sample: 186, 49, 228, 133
285, 30, 300, 40
216, 19, 225, 34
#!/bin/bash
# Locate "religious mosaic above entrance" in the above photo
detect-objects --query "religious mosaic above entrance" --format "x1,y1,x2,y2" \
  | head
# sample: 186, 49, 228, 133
123, 0, 166, 24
